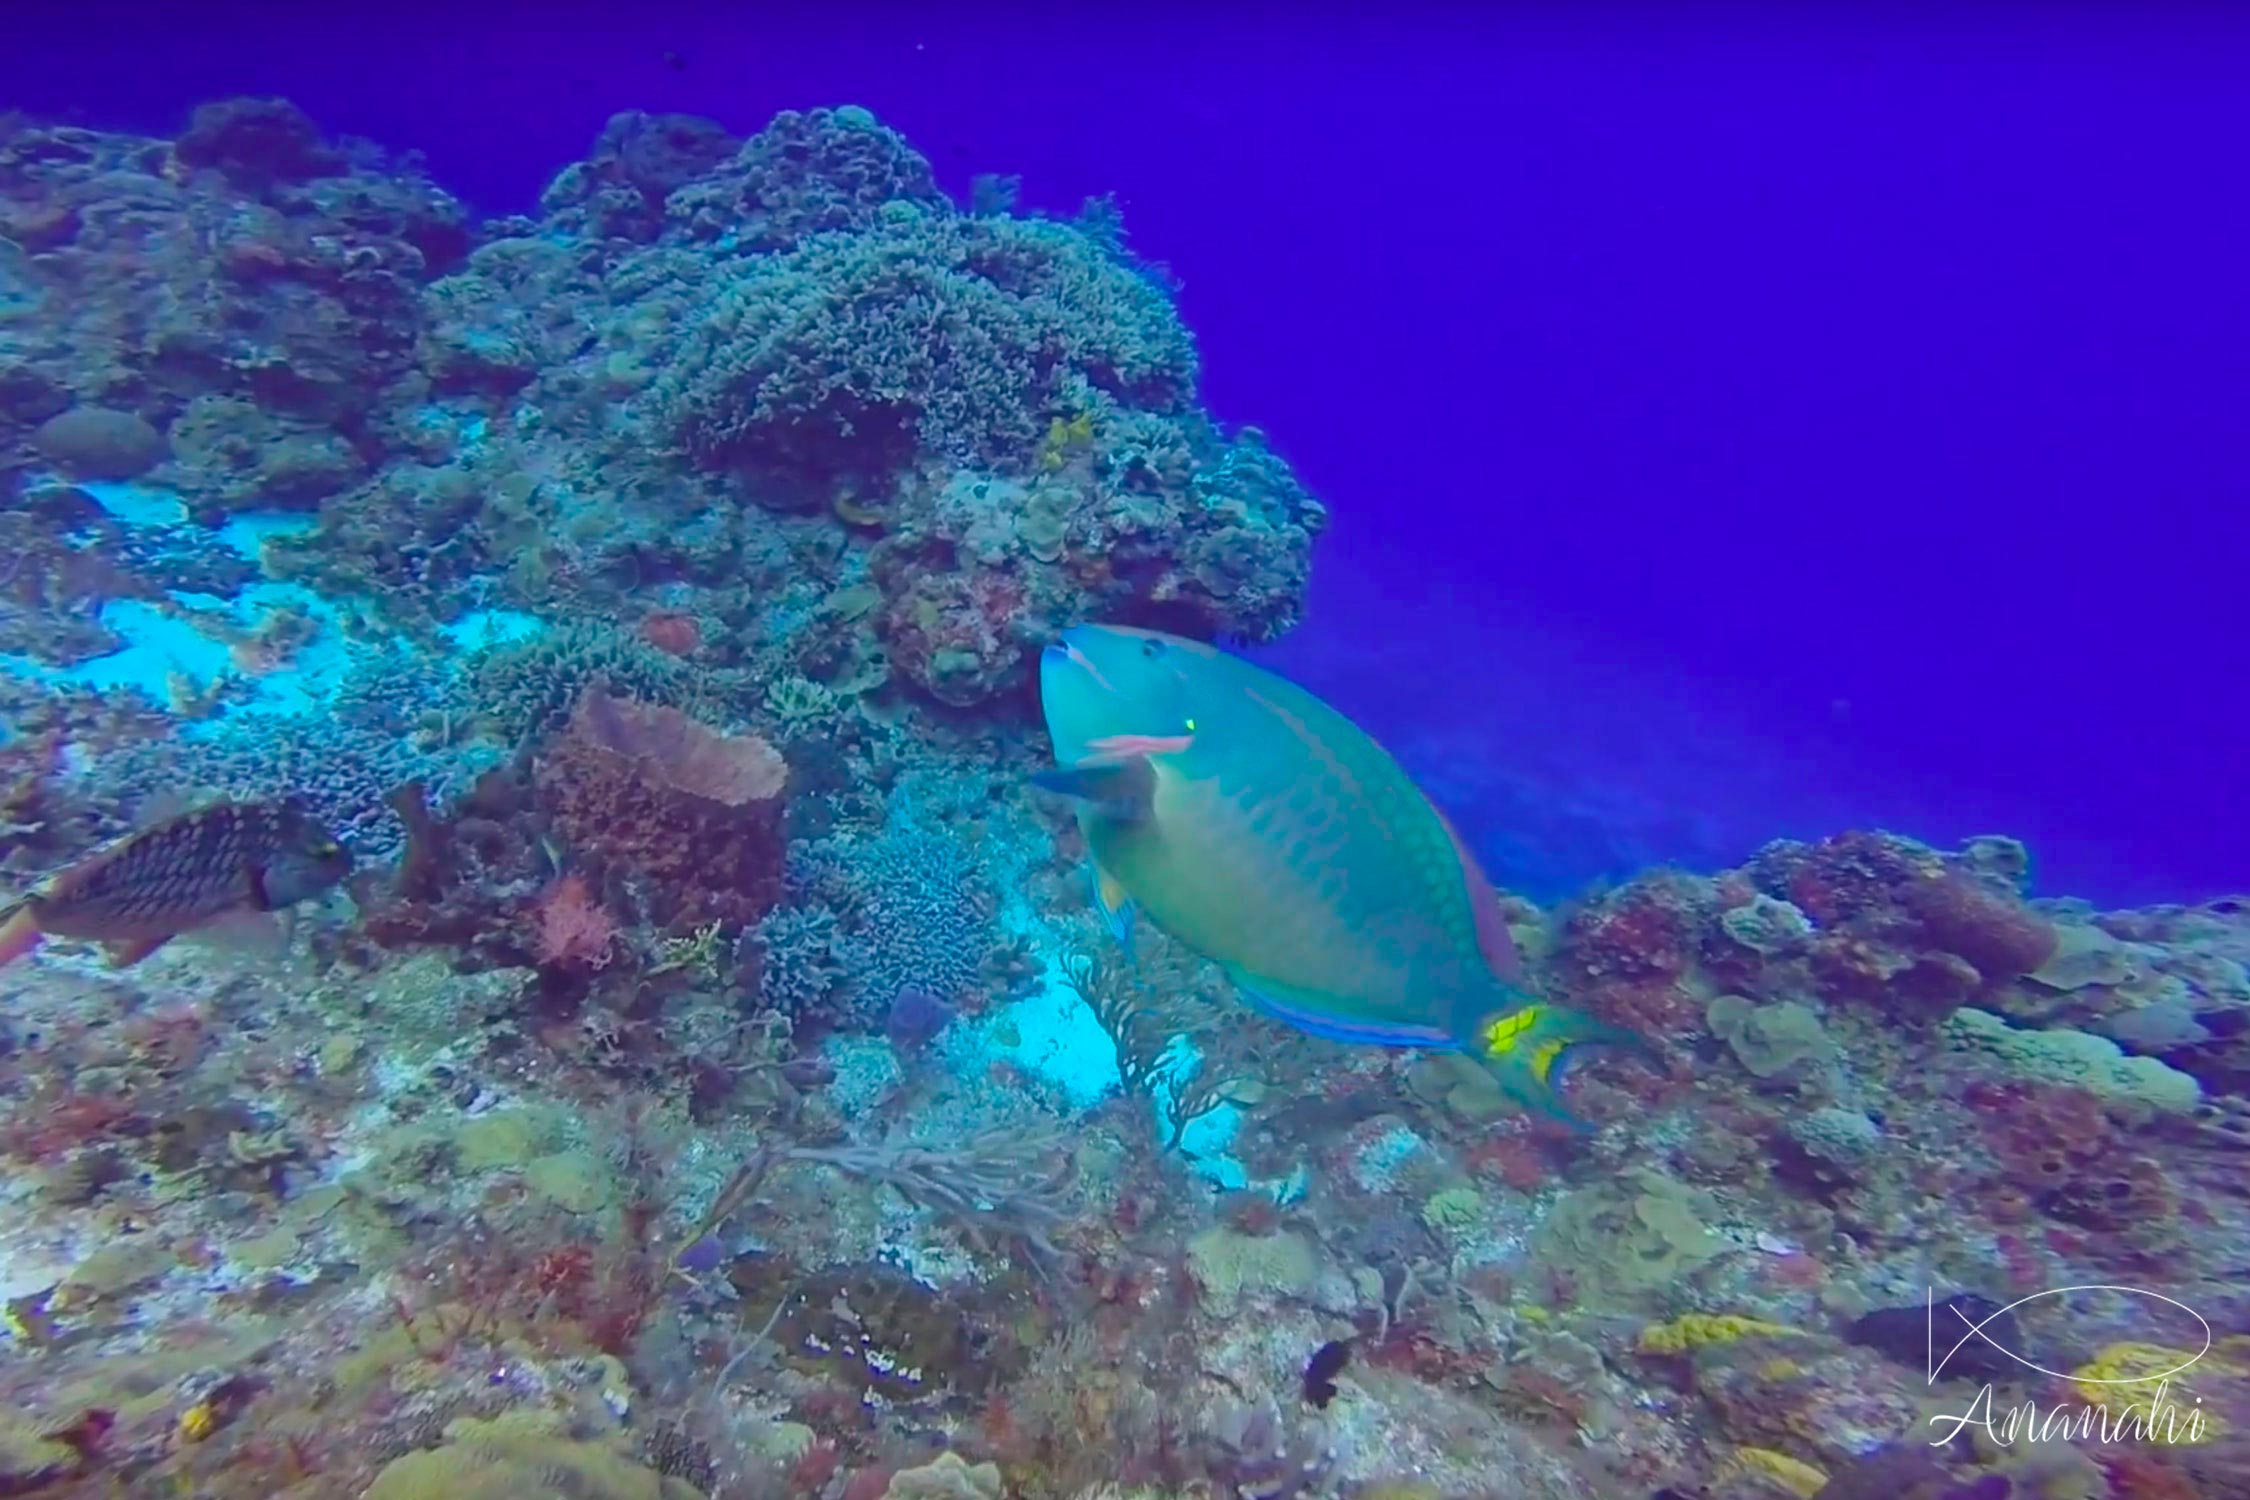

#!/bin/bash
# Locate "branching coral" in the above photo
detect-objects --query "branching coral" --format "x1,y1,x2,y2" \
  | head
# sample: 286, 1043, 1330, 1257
1058, 938, 1256, 1148
459, 621, 708, 747
745, 903, 844, 1017
659, 207, 1195, 505
793, 821, 997, 1021
86, 707, 493, 861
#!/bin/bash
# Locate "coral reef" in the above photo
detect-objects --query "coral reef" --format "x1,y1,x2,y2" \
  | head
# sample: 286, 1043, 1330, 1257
0, 95, 2242, 1500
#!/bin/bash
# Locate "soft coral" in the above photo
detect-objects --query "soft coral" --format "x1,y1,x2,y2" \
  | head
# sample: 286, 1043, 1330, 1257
528, 872, 619, 972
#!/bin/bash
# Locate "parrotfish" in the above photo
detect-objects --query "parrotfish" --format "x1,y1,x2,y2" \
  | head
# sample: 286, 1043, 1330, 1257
0, 799, 353, 970
1034, 624, 1645, 1129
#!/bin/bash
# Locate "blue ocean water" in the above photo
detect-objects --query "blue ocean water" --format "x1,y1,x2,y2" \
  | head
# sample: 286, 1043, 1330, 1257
11, 6, 2243, 904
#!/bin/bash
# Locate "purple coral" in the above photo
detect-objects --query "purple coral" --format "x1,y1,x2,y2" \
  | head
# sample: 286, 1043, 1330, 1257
173, 97, 342, 186
886, 983, 958, 1057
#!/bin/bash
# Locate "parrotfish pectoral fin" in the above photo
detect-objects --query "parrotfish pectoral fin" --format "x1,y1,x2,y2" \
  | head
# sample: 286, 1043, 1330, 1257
0, 907, 43, 970
1468, 1000, 1650, 1133
1091, 862, 1137, 957
1031, 755, 1157, 824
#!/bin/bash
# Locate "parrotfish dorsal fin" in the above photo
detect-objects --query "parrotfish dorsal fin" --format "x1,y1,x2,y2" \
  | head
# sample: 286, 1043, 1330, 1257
1032, 754, 1157, 824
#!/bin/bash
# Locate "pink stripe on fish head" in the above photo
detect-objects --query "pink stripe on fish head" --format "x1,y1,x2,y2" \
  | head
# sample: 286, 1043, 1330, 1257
1062, 639, 1121, 695
1434, 806, 1526, 986
1087, 732, 1196, 758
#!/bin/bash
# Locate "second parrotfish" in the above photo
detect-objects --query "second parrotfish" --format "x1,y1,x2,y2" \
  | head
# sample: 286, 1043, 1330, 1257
1033, 623, 1648, 1130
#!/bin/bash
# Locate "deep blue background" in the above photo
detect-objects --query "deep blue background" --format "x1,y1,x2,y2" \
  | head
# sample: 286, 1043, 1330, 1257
11, 5, 2246, 903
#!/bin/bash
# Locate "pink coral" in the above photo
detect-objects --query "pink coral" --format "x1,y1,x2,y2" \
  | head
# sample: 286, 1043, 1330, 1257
1555, 877, 1704, 984
530, 873, 619, 971
1750, 831, 2059, 1003
635, 610, 702, 658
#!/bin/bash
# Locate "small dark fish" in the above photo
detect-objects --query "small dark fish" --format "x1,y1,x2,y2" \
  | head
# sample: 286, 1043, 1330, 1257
1302, 1338, 1351, 1408
1847, 1292, 2022, 1383
662, 49, 687, 71
0, 799, 352, 970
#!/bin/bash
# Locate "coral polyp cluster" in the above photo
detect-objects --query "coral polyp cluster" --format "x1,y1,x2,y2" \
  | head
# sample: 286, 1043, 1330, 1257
0, 97, 2244, 1500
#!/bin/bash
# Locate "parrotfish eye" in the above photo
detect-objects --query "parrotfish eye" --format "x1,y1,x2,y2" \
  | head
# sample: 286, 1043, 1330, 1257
1140, 638, 1164, 659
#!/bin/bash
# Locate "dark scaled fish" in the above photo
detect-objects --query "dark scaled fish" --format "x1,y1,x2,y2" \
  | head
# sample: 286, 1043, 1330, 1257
0, 799, 353, 970
1302, 1338, 1352, 1408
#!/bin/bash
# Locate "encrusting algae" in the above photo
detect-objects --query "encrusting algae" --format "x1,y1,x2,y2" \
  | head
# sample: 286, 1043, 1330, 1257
1638, 1312, 1808, 1355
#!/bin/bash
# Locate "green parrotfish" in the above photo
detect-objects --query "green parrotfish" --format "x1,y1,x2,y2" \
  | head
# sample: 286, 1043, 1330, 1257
1034, 624, 1646, 1129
